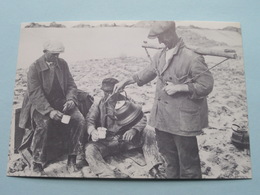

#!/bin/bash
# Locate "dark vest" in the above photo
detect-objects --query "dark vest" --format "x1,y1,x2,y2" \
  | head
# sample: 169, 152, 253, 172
47, 70, 66, 111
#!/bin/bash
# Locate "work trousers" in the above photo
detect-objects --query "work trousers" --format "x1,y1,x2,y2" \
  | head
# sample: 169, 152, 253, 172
85, 127, 162, 178
155, 129, 202, 179
31, 107, 85, 165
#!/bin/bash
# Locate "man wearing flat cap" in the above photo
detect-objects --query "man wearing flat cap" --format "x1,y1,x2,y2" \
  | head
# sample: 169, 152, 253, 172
85, 78, 163, 178
19, 40, 85, 175
114, 21, 214, 179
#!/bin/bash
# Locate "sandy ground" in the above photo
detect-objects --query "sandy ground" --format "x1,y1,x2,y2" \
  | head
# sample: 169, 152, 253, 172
7, 27, 252, 179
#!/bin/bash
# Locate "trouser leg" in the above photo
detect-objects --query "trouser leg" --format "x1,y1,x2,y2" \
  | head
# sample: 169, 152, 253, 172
140, 127, 162, 171
155, 129, 180, 178
85, 142, 115, 177
66, 107, 86, 156
174, 135, 202, 179
31, 110, 51, 165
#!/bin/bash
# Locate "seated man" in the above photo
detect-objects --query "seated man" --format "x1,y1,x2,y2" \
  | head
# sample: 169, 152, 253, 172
85, 78, 163, 178
18, 40, 86, 175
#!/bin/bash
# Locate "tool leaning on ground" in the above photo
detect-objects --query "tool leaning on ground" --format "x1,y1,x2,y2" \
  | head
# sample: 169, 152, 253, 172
142, 41, 237, 84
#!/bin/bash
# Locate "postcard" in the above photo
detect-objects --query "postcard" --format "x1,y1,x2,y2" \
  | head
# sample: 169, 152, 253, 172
7, 20, 251, 179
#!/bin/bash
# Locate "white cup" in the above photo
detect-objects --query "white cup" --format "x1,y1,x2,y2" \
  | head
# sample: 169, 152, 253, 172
97, 127, 107, 139
61, 114, 71, 124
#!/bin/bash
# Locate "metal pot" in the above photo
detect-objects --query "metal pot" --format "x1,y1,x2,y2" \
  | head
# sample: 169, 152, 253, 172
114, 92, 142, 127
231, 124, 250, 150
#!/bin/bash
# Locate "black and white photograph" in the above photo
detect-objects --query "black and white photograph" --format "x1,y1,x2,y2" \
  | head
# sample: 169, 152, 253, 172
7, 20, 252, 179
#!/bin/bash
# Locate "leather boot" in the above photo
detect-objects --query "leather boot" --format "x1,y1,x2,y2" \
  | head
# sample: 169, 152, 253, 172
67, 155, 79, 173
32, 162, 46, 176
149, 165, 165, 179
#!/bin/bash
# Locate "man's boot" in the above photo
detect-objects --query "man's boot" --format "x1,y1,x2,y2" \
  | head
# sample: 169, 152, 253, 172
67, 155, 79, 173
149, 165, 165, 179
76, 152, 88, 169
32, 162, 46, 176
113, 168, 130, 179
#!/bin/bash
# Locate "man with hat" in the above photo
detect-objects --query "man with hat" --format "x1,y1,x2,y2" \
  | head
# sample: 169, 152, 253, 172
113, 21, 214, 179
19, 40, 86, 175
85, 78, 163, 178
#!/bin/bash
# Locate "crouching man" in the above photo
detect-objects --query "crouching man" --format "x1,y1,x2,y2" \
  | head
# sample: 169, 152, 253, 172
85, 78, 163, 178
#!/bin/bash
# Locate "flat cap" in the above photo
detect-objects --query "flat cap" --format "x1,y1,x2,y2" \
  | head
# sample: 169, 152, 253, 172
101, 78, 119, 92
43, 40, 65, 53
148, 21, 176, 39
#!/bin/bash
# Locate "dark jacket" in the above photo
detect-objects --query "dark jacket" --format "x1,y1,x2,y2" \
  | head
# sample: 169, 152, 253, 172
87, 94, 147, 136
132, 39, 214, 136
19, 55, 78, 129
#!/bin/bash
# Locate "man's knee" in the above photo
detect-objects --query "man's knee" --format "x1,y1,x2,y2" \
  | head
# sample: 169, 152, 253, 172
143, 125, 155, 134
143, 126, 156, 137
33, 112, 52, 130
35, 119, 51, 132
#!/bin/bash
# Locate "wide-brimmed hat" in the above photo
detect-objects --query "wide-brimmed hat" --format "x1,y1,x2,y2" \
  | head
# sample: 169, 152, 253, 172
148, 21, 176, 39
43, 40, 65, 53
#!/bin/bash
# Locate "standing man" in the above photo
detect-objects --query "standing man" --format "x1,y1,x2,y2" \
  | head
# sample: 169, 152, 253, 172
19, 40, 85, 175
113, 21, 214, 179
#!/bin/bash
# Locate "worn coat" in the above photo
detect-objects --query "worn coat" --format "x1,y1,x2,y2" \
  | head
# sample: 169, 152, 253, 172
19, 55, 78, 129
87, 95, 147, 136
132, 39, 214, 136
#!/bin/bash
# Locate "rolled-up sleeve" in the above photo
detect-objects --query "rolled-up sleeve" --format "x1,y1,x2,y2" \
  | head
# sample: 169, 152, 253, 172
187, 55, 214, 99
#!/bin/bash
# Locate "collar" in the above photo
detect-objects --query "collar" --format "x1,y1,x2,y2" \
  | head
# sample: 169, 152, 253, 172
101, 93, 125, 104
37, 55, 61, 72
46, 61, 52, 66
46, 61, 55, 68
165, 38, 184, 62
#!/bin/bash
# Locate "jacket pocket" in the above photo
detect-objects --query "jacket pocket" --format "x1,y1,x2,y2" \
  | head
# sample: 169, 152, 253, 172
179, 107, 201, 132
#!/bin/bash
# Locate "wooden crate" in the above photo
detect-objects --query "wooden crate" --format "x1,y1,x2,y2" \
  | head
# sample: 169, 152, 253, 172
14, 108, 25, 153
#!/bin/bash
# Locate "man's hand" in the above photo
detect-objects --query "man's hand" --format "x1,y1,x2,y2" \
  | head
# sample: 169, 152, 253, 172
113, 81, 125, 94
91, 130, 99, 142
63, 100, 75, 113
122, 129, 138, 142
49, 110, 63, 121
113, 78, 136, 94
162, 83, 189, 96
